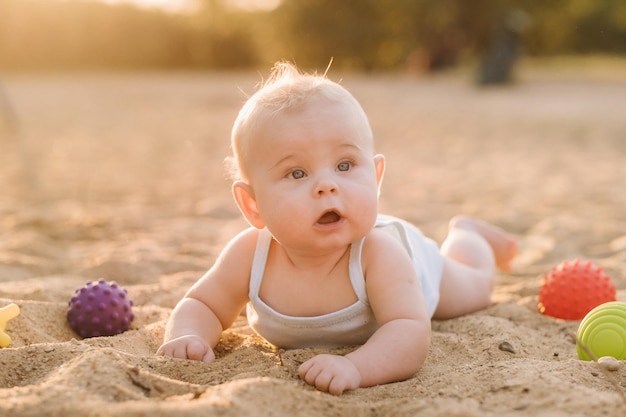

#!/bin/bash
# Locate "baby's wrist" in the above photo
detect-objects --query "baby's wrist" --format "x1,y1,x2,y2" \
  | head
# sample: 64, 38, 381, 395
343, 354, 364, 386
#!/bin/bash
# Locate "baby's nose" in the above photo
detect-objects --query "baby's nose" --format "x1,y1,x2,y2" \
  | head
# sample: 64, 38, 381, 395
318, 185, 337, 195
315, 177, 338, 196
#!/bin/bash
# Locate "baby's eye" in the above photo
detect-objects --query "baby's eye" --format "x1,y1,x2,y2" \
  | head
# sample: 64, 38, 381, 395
289, 169, 306, 179
337, 161, 351, 172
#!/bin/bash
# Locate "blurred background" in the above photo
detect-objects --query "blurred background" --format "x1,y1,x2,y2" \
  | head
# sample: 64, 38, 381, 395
1, 0, 625, 214
1, 0, 625, 73
0, 0, 625, 289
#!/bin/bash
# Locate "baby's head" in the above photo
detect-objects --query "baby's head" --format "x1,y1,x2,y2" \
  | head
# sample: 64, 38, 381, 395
228, 62, 384, 248
229, 62, 374, 182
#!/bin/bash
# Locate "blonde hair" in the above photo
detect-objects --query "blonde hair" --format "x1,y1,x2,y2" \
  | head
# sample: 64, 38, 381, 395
227, 61, 370, 181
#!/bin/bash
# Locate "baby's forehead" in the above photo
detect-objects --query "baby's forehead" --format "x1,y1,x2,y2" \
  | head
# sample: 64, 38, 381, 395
252, 109, 373, 165
262, 95, 370, 137
233, 76, 373, 177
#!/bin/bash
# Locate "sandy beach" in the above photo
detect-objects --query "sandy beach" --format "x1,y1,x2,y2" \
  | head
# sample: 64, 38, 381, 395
1, 62, 625, 416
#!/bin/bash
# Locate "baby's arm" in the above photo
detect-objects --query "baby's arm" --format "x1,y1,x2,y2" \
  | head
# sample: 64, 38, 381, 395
157, 229, 257, 362
158, 297, 224, 362
298, 230, 431, 394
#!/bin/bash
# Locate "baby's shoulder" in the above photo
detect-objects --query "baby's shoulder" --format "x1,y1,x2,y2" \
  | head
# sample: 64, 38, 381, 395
217, 227, 260, 268
227, 226, 260, 247
361, 227, 410, 264
360, 228, 416, 288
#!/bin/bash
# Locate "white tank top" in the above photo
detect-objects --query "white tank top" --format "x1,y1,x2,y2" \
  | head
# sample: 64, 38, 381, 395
246, 227, 378, 349
246, 215, 443, 348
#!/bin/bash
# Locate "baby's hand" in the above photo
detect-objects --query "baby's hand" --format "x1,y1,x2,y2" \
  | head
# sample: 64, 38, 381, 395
157, 335, 216, 363
298, 354, 361, 395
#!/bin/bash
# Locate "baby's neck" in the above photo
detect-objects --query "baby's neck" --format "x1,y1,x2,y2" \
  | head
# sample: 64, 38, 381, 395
278, 243, 351, 274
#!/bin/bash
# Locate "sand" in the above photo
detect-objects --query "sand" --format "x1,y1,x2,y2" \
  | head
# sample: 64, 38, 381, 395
1, 63, 625, 416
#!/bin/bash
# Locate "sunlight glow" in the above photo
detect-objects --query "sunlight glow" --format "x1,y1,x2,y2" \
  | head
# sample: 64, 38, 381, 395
99, 0, 200, 13
228, 0, 281, 11
94, 0, 280, 13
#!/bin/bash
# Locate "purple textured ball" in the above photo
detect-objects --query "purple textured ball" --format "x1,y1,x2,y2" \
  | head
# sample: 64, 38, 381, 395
67, 280, 134, 338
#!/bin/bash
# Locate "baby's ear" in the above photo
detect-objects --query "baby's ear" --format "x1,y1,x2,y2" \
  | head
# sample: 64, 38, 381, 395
374, 154, 385, 189
232, 181, 265, 229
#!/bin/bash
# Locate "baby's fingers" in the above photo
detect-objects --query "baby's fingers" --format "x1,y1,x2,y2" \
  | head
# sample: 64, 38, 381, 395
157, 336, 215, 363
299, 360, 331, 392
156, 343, 176, 358
298, 357, 324, 383
298, 356, 349, 395
297, 359, 313, 377
187, 341, 215, 363
157, 342, 188, 360
185, 339, 210, 361
298, 355, 361, 395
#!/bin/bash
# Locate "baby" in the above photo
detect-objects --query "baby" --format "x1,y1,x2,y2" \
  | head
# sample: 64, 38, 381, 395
157, 62, 517, 395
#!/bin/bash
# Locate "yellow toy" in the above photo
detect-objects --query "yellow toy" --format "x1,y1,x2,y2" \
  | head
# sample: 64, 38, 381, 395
0, 303, 20, 348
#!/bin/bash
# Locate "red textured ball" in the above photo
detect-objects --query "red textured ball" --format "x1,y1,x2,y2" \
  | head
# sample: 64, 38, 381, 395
538, 259, 616, 320
67, 280, 135, 338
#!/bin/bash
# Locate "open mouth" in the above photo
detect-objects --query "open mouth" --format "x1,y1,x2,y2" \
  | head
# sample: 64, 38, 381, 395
317, 210, 341, 225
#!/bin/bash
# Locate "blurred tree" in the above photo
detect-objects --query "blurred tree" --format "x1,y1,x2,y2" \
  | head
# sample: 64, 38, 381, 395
477, 9, 532, 85
186, 0, 259, 68
274, 0, 383, 70
517, 0, 626, 55
0, 0, 194, 70
0, 0, 625, 72
272, 0, 626, 72
271, 0, 526, 72
568, 0, 626, 53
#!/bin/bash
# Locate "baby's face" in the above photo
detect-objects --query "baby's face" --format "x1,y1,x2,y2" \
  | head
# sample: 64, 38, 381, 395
244, 97, 383, 253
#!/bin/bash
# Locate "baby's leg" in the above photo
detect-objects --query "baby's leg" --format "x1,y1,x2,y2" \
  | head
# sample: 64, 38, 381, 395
433, 216, 517, 319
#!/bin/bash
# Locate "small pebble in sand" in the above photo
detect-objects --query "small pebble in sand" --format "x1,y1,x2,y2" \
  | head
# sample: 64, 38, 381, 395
498, 341, 516, 353
597, 356, 619, 372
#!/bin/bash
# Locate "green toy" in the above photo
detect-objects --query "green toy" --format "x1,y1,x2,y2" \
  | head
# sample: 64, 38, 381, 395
577, 301, 626, 361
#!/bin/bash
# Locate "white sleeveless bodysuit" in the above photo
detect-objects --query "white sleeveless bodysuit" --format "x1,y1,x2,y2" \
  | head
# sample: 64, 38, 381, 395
246, 214, 443, 349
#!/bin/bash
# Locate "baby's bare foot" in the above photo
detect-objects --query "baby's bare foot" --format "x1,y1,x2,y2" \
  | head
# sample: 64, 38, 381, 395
449, 216, 518, 272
